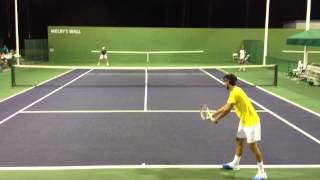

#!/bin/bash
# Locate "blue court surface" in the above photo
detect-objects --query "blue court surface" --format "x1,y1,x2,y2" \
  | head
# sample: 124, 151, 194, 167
0, 69, 319, 168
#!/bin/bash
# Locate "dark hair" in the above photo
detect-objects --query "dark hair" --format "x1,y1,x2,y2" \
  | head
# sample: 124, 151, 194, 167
223, 74, 237, 85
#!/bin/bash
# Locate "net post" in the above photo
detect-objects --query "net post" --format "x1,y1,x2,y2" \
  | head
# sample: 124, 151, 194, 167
11, 65, 16, 88
274, 64, 278, 86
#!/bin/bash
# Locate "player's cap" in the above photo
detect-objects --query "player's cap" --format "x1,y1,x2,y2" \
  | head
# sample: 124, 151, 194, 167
223, 74, 237, 85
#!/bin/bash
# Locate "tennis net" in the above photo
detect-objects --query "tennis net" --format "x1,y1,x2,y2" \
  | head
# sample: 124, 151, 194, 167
11, 64, 278, 88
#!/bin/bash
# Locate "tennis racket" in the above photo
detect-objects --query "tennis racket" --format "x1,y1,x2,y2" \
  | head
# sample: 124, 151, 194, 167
200, 104, 213, 121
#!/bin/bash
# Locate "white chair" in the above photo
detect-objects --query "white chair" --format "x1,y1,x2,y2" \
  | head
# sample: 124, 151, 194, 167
232, 53, 238, 62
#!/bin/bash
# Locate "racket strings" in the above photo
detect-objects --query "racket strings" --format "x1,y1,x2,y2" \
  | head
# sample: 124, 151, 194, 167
200, 104, 212, 120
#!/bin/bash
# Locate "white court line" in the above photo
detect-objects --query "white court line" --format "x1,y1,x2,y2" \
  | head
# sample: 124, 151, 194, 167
0, 69, 93, 126
20, 110, 268, 114
255, 87, 320, 118
0, 164, 319, 171
90, 50, 204, 54
0, 69, 74, 103
87, 72, 206, 76
253, 83, 320, 118
200, 69, 320, 145
144, 69, 148, 112
282, 50, 320, 54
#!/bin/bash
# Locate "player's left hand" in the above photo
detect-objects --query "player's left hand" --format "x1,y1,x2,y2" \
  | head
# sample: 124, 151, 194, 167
211, 116, 219, 124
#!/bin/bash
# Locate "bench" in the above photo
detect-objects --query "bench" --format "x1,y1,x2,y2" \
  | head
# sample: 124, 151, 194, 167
300, 63, 320, 86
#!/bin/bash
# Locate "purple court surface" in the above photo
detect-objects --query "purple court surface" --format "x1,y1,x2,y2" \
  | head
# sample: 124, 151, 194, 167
0, 69, 319, 167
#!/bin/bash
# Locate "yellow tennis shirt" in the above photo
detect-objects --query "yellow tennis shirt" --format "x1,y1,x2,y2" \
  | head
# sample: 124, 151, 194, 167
227, 86, 260, 127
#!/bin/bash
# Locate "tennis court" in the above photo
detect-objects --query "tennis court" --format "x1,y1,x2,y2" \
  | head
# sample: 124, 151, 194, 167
0, 66, 319, 179
1, 1, 320, 179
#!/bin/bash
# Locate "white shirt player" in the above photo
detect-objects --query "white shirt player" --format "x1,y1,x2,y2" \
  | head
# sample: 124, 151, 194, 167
239, 48, 246, 71
239, 49, 246, 60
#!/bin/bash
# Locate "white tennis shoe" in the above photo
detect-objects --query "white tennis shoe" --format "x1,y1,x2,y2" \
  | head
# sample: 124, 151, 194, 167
222, 162, 240, 171
252, 171, 268, 180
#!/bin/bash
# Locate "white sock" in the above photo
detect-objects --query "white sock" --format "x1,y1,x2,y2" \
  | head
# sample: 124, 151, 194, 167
257, 162, 265, 173
232, 155, 241, 165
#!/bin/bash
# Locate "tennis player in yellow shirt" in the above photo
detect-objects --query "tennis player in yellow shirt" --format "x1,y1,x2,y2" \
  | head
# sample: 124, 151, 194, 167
211, 74, 267, 180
